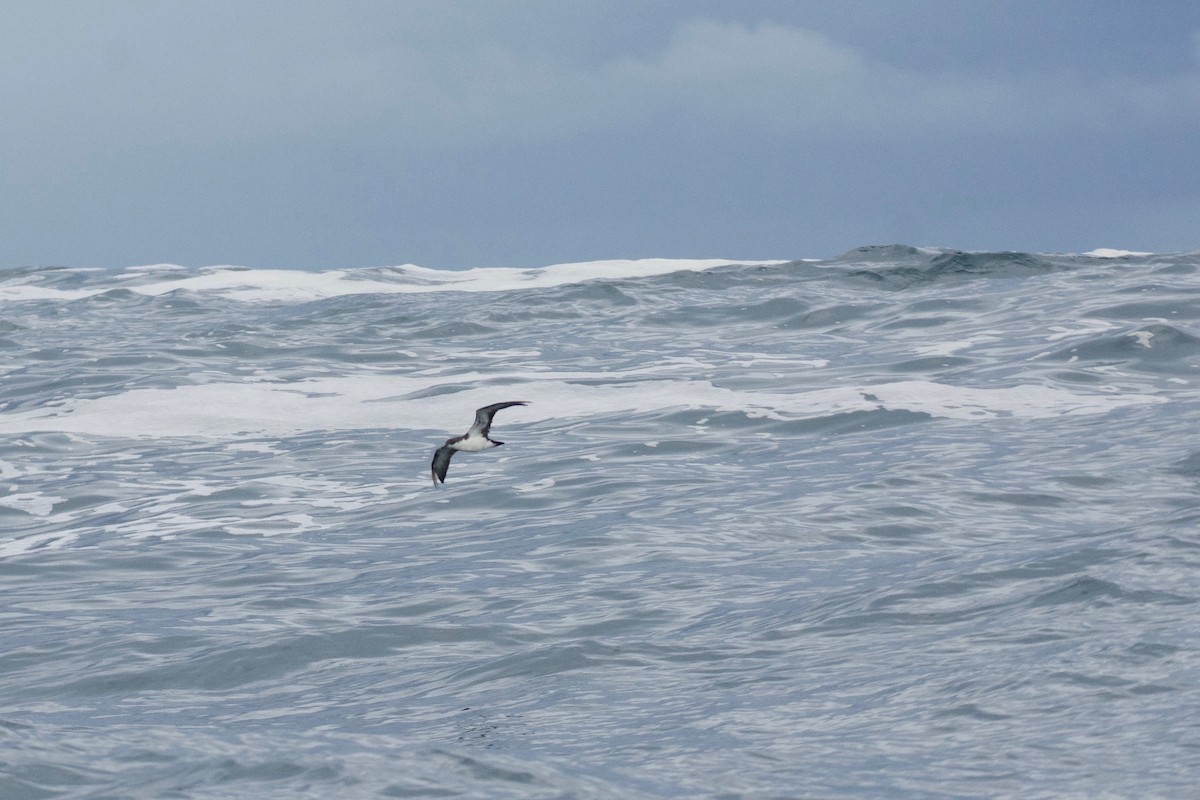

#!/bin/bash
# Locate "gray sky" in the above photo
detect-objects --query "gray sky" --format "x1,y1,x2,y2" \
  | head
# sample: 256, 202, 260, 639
3, 1, 1199, 269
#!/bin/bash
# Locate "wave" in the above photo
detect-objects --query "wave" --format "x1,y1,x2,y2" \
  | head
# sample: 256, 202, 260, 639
1041, 323, 1200, 370
828, 246, 1069, 287
0, 258, 787, 304
5, 246, 1193, 305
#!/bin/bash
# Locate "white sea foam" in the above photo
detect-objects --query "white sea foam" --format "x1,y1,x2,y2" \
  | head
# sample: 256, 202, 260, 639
1129, 330, 1155, 348
142, 259, 787, 301
0, 371, 1164, 440
0, 491, 63, 516
0, 284, 101, 302
911, 341, 976, 357
0, 259, 786, 305
0, 530, 80, 558
0, 460, 40, 479
1084, 248, 1155, 258
1045, 320, 1117, 341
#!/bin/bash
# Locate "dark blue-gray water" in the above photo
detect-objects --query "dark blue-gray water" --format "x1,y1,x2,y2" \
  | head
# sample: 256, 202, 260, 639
2, 247, 1199, 798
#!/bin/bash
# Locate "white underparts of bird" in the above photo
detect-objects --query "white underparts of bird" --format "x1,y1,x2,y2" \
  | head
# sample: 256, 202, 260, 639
431, 401, 529, 486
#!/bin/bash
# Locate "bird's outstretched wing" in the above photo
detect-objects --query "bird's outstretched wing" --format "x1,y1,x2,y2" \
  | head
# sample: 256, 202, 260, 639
468, 401, 529, 438
431, 445, 456, 486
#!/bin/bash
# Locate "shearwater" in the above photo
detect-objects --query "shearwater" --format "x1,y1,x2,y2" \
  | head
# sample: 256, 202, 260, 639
430, 401, 529, 486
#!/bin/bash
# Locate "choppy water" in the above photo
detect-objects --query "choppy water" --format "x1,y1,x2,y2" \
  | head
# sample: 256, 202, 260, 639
2, 246, 1199, 799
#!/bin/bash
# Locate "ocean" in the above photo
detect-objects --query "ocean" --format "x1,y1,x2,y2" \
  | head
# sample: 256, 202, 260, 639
2, 246, 1198, 799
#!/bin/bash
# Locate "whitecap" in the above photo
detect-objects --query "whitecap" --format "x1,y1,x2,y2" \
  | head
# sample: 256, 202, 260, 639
0, 370, 1165, 440
1084, 249, 1155, 258
1, 258, 787, 305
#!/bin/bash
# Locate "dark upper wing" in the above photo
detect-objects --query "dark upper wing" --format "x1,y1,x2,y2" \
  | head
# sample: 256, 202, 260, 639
431, 445, 456, 486
469, 401, 529, 437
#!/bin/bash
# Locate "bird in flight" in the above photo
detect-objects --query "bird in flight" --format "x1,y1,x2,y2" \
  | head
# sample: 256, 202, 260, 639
431, 401, 529, 486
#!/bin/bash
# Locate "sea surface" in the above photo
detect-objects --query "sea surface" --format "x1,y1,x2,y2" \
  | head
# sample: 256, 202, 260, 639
2, 246, 1199, 799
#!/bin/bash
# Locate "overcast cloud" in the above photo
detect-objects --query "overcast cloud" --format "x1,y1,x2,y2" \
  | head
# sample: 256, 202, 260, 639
2, 1, 1198, 268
